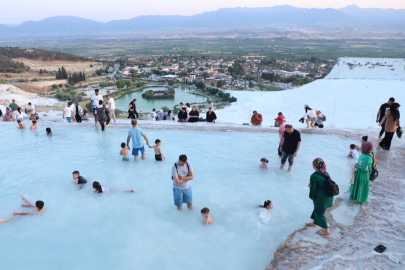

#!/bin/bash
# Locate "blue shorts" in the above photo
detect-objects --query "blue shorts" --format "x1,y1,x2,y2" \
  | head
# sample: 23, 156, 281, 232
132, 146, 145, 156
122, 157, 129, 161
173, 187, 192, 206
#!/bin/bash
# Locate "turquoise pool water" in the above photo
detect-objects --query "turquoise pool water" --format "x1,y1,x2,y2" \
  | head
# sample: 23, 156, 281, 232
115, 87, 208, 113
0, 122, 352, 270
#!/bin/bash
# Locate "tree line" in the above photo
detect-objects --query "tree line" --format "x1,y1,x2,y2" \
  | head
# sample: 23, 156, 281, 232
56, 66, 85, 83
0, 47, 89, 61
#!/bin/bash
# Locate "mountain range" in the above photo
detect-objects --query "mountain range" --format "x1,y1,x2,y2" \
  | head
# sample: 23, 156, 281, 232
1, 5, 405, 37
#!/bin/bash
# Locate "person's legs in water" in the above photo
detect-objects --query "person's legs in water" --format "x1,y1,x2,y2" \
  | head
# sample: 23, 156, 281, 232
93, 108, 97, 127
280, 152, 288, 169
278, 144, 282, 158
287, 154, 294, 172
183, 187, 193, 209
140, 146, 146, 160
100, 122, 105, 131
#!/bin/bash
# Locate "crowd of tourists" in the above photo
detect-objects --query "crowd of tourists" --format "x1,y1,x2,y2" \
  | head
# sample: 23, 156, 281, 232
0, 95, 401, 237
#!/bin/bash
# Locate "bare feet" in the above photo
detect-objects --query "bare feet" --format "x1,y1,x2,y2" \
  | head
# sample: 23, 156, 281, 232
0, 218, 12, 223
317, 228, 330, 235
130, 189, 136, 192
306, 222, 317, 227
187, 204, 193, 209
177, 206, 182, 210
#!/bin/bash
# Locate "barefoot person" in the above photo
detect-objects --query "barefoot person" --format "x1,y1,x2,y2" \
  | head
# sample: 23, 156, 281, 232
92, 181, 135, 193
377, 97, 395, 141
106, 95, 116, 123
91, 89, 103, 127
250, 110, 263, 126
200, 207, 213, 224
14, 194, 45, 216
63, 102, 76, 123
172, 154, 194, 210
127, 119, 149, 161
301, 105, 317, 128
279, 124, 301, 172
306, 158, 333, 236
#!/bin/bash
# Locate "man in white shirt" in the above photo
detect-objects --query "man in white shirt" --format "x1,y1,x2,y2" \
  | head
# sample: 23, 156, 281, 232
90, 89, 103, 127
106, 95, 116, 123
28, 102, 36, 120
63, 102, 76, 123
148, 108, 157, 121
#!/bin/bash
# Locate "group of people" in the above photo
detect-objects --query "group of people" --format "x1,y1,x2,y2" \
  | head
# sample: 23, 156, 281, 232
148, 102, 217, 123
89, 89, 116, 130
377, 97, 401, 150
2, 99, 34, 122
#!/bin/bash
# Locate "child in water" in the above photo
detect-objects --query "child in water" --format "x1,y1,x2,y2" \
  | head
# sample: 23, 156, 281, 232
148, 139, 166, 161
72, 171, 87, 185
120, 142, 129, 161
259, 200, 273, 223
30, 120, 37, 130
260, 157, 269, 169
200, 207, 213, 224
17, 120, 25, 129
46, 127, 52, 136
348, 144, 359, 159
1, 194, 44, 223
92, 181, 135, 193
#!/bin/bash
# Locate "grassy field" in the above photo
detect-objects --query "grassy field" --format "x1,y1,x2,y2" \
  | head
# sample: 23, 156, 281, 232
12, 58, 103, 72
4, 38, 405, 60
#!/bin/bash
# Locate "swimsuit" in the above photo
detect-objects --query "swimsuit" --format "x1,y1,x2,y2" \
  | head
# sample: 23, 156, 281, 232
122, 157, 129, 161
155, 154, 163, 161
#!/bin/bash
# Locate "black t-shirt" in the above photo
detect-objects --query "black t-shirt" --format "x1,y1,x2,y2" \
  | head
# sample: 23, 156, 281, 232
379, 103, 390, 121
206, 111, 217, 122
178, 111, 187, 120
77, 176, 87, 184
282, 129, 301, 154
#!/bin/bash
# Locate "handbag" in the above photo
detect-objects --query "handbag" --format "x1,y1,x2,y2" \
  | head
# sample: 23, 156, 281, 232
396, 126, 403, 138
369, 166, 379, 181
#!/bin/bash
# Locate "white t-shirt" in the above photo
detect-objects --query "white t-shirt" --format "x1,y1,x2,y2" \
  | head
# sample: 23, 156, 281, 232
30, 105, 36, 114
186, 107, 191, 117
350, 150, 359, 159
304, 110, 317, 118
108, 98, 115, 110
64, 106, 74, 117
148, 112, 157, 121
91, 94, 103, 108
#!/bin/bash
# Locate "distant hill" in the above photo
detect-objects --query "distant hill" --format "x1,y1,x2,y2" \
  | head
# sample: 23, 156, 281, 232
1, 5, 405, 37
0, 47, 89, 72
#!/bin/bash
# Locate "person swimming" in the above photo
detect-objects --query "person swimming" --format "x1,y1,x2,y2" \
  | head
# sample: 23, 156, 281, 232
260, 158, 269, 169
46, 127, 52, 136
259, 200, 273, 223
92, 181, 135, 193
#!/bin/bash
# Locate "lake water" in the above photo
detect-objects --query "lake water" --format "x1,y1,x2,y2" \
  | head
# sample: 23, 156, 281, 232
0, 122, 353, 270
115, 86, 208, 113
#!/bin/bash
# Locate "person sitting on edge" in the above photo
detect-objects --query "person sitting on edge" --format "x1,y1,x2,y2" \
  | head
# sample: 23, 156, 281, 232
178, 107, 187, 122
206, 107, 217, 123
149, 108, 157, 121
251, 111, 263, 126
260, 157, 269, 169
148, 139, 166, 161
120, 142, 130, 161
30, 120, 37, 130
13, 193, 44, 216
274, 113, 284, 127
172, 154, 194, 210
201, 207, 213, 224
127, 119, 149, 161
348, 144, 359, 159
92, 181, 135, 193
17, 120, 25, 129
46, 127, 52, 136
72, 171, 87, 185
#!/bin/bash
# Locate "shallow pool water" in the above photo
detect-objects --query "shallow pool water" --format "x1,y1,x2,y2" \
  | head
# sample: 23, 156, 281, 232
115, 86, 207, 113
0, 123, 353, 270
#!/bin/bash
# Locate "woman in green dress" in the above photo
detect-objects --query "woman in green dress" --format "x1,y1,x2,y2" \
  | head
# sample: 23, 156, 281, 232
306, 158, 334, 236
350, 142, 375, 203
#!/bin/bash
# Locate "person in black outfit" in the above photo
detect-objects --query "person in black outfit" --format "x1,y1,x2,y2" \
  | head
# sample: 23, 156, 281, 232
178, 107, 187, 122
128, 99, 137, 119
72, 171, 87, 185
188, 106, 199, 123
377, 97, 395, 141
206, 107, 217, 123
279, 124, 301, 172
74, 102, 82, 123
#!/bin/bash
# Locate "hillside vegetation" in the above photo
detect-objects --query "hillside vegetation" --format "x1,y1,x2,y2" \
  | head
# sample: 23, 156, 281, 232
0, 47, 89, 73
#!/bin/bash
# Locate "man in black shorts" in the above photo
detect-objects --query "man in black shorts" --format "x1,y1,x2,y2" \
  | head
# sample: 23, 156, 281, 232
279, 124, 301, 172
377, 97, 395, 141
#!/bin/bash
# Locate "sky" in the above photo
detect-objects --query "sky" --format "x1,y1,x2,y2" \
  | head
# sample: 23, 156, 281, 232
1, 0, 405, 25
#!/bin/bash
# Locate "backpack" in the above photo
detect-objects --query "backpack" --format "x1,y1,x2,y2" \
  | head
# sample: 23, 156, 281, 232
370, 166, 379, 181
172, 162, 189, 180
318, 172, 339, 197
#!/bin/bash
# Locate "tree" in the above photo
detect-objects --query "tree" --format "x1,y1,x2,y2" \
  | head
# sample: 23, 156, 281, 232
125, 80, 131, 88
195, 81, 206, 90
168, 81, 174, 86
249, 81, 254, 88
202, 72, 209, 79
61, 66, 68, 79
116, 79, 125, 89
217, 80, 226, 88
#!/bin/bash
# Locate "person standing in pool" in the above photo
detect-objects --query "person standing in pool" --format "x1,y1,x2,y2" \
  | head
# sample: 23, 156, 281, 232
106, 95, 116, 123
91, 89, 103, 127
63, 102, 76, 123
306, 158, 333, 236
279, 124, 301, 172
127, 119, 150, 161
172, 154, 194, 210
96, 100, 109, 131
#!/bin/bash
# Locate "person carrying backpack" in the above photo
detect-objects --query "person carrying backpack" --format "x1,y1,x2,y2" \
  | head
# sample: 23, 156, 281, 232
172, 154, 194, 210
305, 158, 334, 236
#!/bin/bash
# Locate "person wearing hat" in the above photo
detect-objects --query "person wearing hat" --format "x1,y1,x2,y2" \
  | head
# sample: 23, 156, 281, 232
206, 107, 217, 123
90, 89, 103, 127
274, 112, 284, 127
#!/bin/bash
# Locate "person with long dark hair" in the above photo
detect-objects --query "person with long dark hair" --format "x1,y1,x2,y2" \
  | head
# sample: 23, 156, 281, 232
96, 100, 109, 131
306, 158, 334, 236
128, 99, 137, 119
301, 105, 318, 128
377, 97, 395, 141
92, 181, 135, 193
379, 102, 400, 150
188, 106, 199, 122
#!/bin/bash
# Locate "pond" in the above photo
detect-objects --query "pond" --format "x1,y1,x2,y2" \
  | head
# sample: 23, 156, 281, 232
0, 122, 353, 270
115, 86, 208, 113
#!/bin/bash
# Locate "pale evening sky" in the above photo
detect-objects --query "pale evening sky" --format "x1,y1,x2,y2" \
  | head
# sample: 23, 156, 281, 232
1, 0, 405, 25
